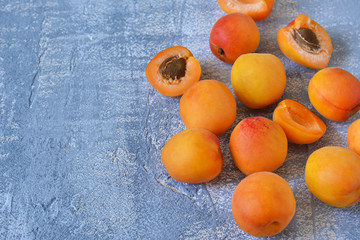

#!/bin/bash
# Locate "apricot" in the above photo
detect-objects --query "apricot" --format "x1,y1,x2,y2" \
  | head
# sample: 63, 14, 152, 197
347, 119, 360, 155
179, 80, 237, 135
305, 146, 360, 207
308, 67, 360, 122
273, 99, 326, 144
145, 46, 201, 97
231, 53, 286, 109
229, 117, 287, 175
277, 14, 333, 69
217, 0, 275, 21
232, 172, 296, 237
209, 13, 260, 64
161, 129, 223, 184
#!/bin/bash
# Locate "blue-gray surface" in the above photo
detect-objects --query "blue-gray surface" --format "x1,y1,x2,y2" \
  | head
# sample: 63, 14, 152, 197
1, 0, 360, 239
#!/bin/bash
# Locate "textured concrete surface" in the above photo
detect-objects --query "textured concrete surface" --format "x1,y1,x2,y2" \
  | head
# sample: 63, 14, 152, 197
1, 0, 360, 239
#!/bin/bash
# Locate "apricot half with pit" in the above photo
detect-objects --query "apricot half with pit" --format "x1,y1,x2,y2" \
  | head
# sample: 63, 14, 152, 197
146, 46, 201, 97
209, 13, 260, 64
273, 99, 326, 144
277, 14, 332, 69
231, 53, 286, 109
230, 117, 288, 175
217, 0, 275, 21
308, 67, 360, 122
305, 146, 360, 207
161, 129, 223, 184
180, 80, 237, 135
232, 172, 296, 237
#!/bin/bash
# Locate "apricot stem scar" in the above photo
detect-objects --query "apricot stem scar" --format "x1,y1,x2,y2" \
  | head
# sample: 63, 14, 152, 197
218, 47, 225, 56
159, 56, 187, 82
293, 28, 321, 53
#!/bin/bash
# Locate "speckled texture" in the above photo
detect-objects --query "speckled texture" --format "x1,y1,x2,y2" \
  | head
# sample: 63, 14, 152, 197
0, 0, 359, 239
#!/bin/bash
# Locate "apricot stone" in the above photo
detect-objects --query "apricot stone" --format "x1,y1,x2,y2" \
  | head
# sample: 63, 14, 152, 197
161, 129, 223, 184
230, 117, 288, 175
348, 119, 360, 155
180, 80, 237, 135
231, 53, 286, 109
273, 99, 326, 144
209, 13, 260, 64
232, 172, 296, 237
305, 146, 360, 207
308, 67, 360, 122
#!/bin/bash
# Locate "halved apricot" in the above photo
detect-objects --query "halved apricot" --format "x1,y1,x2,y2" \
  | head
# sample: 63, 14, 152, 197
217, 0, 275, 21
277, 14, 332, 69
145, 46, 201, 97
273, 99, 326, 144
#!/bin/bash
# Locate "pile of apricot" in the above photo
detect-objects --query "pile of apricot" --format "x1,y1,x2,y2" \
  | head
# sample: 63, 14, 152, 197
145, 0, 360, 238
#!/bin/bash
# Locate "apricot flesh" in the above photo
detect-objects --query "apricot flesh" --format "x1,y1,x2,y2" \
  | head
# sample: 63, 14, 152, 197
161, 129, 223, 184
277, 14, 332, 69
231, 53, 286, 109
308, 67, 360, 122
305, 146, 360, 207
230, 117, 288, 175
217, 0, 275, 21
232, 172, 296, 237
209, 13, 260, 64
180, 80, 237, 135
347, 119, 360, 155
146, 46, 201, 97
273, 99, 326, 144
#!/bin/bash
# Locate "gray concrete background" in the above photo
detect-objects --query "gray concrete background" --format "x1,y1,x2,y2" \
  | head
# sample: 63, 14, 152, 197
1, 0, 359, 239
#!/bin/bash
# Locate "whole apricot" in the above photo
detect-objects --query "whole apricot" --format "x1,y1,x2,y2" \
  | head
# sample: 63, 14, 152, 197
308, 67, 360, 122
273, 99, 326, 144
161, 129, 223, 184
146, 46, 201, 97
348, 119, 360, 155
230, 117, 287, 175
277, 14, 332, 69
232, 172, 296, 237
217, 0, 275, 21
209, 13, 260, 64
305, 146, 360, 207
231, 53, 286, 109
180, 80, 237, 135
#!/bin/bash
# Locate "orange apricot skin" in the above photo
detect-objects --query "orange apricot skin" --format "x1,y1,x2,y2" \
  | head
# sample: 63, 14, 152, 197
161, 129, 223, 184
348, 119, 360, 155
180, 80, 237, 135
229, 117, 287, 175
277, 14, 332, 69
273, 99, 326, 144
308, 67, 360, 122
145, 46, 201, 97
217, 0, 275, 21
305, 146, 360, 207
232, 172, 296, 237
231, 53, 286, 109
209, 13, 260, 64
